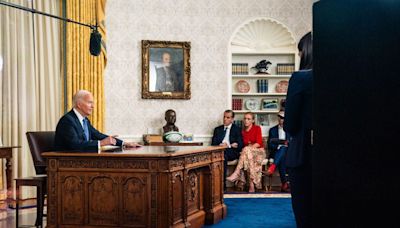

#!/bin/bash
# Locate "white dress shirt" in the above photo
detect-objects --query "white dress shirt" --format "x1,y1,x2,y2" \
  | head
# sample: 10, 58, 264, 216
73, 108, 86, 129
278, 125, 286, 140
278, 125, 286, 149
222, 123, 232, 148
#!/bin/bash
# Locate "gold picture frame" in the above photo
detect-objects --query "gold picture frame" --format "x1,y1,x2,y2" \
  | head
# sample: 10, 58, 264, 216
142, 40, 191, 99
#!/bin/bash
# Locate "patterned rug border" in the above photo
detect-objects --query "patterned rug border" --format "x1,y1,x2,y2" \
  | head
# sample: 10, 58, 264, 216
224, 193, 291, 198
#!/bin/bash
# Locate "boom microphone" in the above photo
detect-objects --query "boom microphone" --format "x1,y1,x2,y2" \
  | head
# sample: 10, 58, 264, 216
0, 0, 101, 57
89, 28, 102, 56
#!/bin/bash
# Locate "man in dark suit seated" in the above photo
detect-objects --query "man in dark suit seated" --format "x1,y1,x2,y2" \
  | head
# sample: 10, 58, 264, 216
55, 90, 140, 152
211, 110, 243, 191
267, 110, 290, 192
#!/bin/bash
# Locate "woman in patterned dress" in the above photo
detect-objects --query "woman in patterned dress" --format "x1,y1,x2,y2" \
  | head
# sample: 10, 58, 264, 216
226, 112, 266, 192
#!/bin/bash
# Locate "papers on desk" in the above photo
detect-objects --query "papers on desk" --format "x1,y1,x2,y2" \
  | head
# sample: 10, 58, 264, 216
178, 141, 197, 143
100, 145, 120, 151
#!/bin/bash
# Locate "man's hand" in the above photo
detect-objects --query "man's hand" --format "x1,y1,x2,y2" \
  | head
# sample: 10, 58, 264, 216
100, 136, 117, 146
124, 142, 142, 148
231, 142, 238, 148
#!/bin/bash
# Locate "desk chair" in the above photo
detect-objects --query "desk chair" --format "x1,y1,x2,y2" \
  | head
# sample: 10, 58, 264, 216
15, 131, 55, 228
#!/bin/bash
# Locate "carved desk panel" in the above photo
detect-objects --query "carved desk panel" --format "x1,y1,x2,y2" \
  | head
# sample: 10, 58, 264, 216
43, 145, 226, 228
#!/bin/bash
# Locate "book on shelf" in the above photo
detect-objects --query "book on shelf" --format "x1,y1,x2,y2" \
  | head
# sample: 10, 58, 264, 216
232, 63, 248, 75
256, 79, 268, 93
276, 63, 295, 75
232, 98, 243, 110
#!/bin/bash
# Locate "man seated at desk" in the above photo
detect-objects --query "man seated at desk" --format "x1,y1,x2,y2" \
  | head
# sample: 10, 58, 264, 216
55, 90, 140, 152
211, 110, 243, 191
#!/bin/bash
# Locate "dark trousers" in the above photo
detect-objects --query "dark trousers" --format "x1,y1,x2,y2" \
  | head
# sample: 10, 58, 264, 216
223, 150, 239, 190
288, 164, 312, 228
274, 146, 288, 183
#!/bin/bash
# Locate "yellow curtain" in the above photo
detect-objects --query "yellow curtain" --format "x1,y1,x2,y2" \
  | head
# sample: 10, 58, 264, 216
65, 0, 107, 131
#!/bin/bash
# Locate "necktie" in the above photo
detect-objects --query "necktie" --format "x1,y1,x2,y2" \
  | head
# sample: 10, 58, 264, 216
223, 127, 229, 143
83, 118, 89, 141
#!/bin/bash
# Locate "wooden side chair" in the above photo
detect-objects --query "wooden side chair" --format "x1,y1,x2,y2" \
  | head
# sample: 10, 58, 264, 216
15, 131, 55, 228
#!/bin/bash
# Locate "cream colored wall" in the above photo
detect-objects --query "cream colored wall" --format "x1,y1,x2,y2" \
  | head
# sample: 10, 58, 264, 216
104, 0, 314, 142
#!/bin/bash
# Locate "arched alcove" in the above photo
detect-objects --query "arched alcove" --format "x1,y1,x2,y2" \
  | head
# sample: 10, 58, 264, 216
231, 18, 297, 54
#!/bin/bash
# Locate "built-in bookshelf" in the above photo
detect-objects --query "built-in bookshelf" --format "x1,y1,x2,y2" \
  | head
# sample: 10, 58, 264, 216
230, 18, 299, 136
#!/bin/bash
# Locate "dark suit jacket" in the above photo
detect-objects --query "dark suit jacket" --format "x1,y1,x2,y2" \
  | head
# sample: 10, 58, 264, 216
155, 63, 183, 92
211, 123, 243, 160
55, 110, 122, 152
267, 125, 289, 159
284, 70, 313, 168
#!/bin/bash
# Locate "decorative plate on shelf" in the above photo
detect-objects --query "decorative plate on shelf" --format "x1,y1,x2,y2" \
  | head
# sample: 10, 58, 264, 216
236, 80, 250, 93
275, 80, 289, 93
245, 99, 259, 110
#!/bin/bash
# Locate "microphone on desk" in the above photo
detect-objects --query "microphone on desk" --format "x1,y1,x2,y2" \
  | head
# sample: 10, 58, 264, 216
89, 26, 102, 56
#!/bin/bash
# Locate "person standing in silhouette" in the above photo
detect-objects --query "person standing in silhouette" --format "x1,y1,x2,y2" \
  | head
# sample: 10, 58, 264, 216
284, 32, 313, 228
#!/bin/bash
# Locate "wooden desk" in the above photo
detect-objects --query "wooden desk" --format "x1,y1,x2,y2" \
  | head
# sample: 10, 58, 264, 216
0, 146, 20, 204
43, 146, 226, 228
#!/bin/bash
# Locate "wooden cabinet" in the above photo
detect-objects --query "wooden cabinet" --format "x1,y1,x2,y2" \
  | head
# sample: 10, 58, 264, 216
44, 146, 226, 228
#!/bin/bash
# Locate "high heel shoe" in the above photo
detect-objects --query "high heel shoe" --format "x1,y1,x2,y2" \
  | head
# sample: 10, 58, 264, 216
226, 170, 240, 182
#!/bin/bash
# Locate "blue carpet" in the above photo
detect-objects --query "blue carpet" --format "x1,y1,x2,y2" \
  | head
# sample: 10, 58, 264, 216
204, 198, 296, 228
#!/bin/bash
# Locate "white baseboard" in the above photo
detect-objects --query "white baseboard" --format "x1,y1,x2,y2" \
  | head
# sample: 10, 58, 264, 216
117, 134, 213, 146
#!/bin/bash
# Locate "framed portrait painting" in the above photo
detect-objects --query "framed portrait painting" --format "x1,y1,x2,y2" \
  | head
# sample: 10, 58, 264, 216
142, 40, 191, 99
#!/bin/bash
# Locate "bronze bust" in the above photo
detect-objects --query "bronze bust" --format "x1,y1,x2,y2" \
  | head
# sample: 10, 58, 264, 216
163, 109, 179, 134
